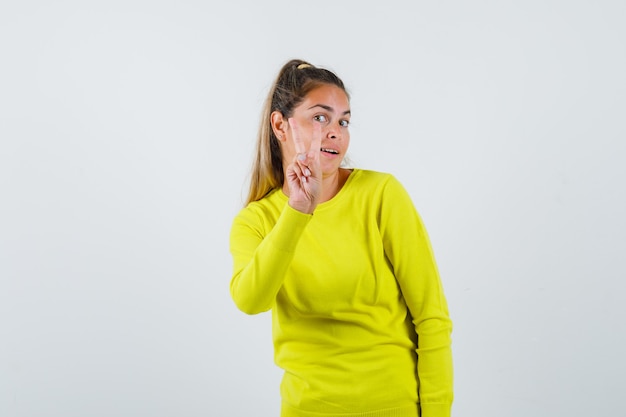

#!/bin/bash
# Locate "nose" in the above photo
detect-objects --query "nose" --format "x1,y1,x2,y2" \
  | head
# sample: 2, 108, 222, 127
326, 123, 341, 140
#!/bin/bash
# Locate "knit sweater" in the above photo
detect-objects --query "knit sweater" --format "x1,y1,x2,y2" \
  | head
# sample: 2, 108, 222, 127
230, 169, 453, 417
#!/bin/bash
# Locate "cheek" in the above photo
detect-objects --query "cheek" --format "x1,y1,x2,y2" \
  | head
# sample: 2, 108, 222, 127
282, 135, 310, 161
288, 130, 313, 151
342, 133, 350, 150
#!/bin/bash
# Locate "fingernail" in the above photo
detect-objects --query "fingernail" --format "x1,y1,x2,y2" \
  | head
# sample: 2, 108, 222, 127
304, 168, 311, 176
297, 153, 306, 161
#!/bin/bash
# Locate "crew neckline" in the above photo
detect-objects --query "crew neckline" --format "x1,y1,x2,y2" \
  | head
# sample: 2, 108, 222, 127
278, 168, 360, 210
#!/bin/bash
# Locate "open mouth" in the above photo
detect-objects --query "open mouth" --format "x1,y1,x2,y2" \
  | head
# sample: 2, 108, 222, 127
320, 148, 339, 155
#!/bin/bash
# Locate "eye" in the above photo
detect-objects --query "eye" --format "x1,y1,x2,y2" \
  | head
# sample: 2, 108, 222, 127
313, 114, 328, 123
339, 119, 350, 127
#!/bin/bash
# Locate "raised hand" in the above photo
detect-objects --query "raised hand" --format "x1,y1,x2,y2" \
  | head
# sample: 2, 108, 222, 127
285, 118, 322, 214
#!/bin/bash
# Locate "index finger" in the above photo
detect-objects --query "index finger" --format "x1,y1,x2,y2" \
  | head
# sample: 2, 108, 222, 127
310, 121, 322, 156
288, 118, 307, 158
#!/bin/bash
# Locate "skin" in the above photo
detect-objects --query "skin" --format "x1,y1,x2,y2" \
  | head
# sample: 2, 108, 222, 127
271, 84, 352, 214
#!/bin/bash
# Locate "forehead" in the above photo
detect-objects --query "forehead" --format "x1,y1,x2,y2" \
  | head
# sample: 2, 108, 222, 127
300, 84, 350, 110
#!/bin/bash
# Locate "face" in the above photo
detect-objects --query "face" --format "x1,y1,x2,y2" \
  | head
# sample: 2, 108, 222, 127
274, 84, 351, 177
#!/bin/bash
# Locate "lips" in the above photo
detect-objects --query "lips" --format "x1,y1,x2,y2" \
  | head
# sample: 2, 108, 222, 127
320, 147, 339, 154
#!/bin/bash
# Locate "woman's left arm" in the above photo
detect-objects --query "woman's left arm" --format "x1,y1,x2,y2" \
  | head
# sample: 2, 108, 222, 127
378, 176, 454, 417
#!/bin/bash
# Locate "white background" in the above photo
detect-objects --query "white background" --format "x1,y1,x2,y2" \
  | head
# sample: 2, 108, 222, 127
1, 1, 624, 416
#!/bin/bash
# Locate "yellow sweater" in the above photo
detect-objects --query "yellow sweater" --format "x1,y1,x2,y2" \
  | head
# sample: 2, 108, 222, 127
230, 169, 453, 417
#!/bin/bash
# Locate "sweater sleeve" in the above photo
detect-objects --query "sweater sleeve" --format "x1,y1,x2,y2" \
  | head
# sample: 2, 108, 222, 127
378, 176, 454, 417
229, 202, 313, 315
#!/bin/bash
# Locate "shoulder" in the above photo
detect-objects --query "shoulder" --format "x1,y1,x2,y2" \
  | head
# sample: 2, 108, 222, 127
349, 169, 408, 196
233, 189, 285, 228
350, 168, 395, 186
349, 169, 418, 220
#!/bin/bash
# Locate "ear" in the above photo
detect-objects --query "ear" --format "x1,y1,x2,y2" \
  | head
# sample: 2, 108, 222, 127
271, 111, 288, 142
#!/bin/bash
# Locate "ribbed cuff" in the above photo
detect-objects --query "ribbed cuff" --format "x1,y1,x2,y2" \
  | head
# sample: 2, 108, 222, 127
419, 403, 451, 417
281, 402, 419, 417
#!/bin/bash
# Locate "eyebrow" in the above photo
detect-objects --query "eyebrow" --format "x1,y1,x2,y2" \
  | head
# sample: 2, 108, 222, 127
307, 104, 351, 116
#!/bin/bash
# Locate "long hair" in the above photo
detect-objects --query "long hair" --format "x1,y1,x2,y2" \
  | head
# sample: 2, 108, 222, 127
245, 59, 348, 205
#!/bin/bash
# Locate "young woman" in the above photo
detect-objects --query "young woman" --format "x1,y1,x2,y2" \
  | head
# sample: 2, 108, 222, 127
229, 59, 453, 417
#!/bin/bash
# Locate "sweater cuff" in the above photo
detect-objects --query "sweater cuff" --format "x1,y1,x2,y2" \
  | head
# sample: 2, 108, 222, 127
420, 403, 451, 417
271, 204, 313, 252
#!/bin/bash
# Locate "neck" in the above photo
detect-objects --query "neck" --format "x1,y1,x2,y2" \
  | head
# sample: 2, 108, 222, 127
320, 170, 342, 203
281, 168, 351, 203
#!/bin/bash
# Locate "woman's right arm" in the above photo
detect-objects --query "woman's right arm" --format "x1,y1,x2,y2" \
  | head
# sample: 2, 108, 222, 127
231, 118, 321, 314
229, 204, 312, 314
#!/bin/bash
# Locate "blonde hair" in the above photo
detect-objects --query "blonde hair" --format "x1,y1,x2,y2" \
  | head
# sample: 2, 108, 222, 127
245, 59, 348, 205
